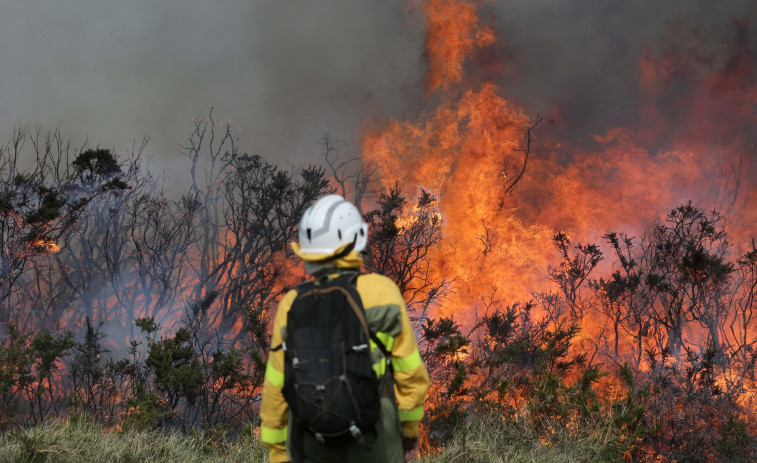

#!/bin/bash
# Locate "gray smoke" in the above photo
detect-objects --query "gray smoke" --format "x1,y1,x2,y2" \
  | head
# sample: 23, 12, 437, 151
492, 0, 757, 140
1, 0, 756, 181
0, 0, 423, 175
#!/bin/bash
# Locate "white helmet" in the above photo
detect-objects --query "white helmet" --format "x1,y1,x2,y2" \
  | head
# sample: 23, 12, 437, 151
297, 194, 368, 256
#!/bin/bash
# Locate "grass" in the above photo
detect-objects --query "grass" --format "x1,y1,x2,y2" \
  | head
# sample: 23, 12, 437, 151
0, 412, 626, 463
419, 410, 628, 463
0, 419, 267, 463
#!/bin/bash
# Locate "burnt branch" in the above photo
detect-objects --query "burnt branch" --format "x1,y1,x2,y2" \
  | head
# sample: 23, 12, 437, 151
499, 115, 545, 209
476, 219, 493, 258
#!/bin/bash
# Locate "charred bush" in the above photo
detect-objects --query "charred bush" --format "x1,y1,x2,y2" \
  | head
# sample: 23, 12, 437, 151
626, 346, 757, 462
0, 324, 34, 430
363, 186, 446, 319
68, 317, 129, 425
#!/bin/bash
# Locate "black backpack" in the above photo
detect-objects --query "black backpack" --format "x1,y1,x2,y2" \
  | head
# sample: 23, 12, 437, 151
278, 272, 388, 445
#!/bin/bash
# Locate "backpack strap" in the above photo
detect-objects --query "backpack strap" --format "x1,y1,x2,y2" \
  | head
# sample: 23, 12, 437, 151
269, 281, 316, 353
332, 273, 372, 340
339, 273, 391, 359
369, 331, 390, 358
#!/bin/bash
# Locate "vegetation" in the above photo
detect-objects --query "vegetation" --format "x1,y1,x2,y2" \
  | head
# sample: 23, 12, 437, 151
0, 419, 266, 463
418, 205, 757, 462
0, 116, 754, 461
0, 412, 630, 463
419, 411, 630, 463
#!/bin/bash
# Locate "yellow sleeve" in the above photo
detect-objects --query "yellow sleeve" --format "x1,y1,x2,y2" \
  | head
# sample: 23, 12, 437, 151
260, 290, 297, 463
391, 297, 430, 438
360, 274, 430, 438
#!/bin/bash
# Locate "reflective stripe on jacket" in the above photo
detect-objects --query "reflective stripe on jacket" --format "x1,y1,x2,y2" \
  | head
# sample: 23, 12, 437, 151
260, 271, 430, 463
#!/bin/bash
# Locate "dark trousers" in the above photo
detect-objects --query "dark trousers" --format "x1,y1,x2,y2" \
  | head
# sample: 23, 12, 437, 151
288, 397, 404, 463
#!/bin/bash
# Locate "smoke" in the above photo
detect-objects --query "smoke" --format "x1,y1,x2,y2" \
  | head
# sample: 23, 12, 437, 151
487, 1, 756, 138
1, 0, 755, 262
2, 1, 754, 173
0, 0, 424, 171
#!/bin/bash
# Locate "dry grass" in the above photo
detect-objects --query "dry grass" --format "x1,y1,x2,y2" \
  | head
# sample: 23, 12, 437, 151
418, 411, 625, 463
0, 419, 267, 463
0, 412, 626, 463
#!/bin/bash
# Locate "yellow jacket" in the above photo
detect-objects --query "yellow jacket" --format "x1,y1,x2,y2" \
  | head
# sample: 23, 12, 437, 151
260, 270, 430, 463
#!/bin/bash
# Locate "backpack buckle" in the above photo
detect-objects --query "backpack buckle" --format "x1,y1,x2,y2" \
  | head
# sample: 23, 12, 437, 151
292, 357, 300, 369
352, 344, 369, 352
349, 424, 363, 440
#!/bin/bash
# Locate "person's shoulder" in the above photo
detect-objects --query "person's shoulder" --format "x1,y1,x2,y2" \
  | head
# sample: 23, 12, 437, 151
357, 272, 399, 288
356, 272, 403, 304
282, 287, 299, 301
275, 288, 299, 318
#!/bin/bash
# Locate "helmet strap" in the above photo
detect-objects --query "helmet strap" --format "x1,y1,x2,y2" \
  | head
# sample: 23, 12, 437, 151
309, 237, 357, 264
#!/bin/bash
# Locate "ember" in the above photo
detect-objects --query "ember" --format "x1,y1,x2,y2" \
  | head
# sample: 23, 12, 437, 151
32, 239, 60, 253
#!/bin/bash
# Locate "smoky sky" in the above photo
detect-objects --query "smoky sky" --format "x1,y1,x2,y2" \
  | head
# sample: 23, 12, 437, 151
1, 0, 756, 184
494, 1, 757, 141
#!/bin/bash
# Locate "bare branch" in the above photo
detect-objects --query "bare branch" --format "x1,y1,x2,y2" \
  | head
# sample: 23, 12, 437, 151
499, 115, 545, 209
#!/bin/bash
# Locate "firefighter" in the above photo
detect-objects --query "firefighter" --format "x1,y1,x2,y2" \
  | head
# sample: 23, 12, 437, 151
260, 194, 430, 463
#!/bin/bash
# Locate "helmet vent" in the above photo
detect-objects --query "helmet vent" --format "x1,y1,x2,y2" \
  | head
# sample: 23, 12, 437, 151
360, 228, 365, 236
307, 228, 312, 242
338, 229, 342, 240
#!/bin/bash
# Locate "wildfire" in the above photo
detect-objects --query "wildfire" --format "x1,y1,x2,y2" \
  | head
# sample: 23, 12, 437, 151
0, 3, 753, 460
361, 7, 757, 452
394, 200, 443, 231
362, 0, 757, 328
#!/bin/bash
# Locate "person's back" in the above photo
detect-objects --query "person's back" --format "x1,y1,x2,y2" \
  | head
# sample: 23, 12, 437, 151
260, 194, 429, 463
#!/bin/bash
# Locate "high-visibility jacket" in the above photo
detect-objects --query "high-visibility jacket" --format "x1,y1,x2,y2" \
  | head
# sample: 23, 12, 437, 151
260, 270, 430, 463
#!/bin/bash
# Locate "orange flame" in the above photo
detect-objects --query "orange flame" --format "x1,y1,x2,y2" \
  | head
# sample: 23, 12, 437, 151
419, 0, 496, 94
33, 239, 61, 253
362, 0, 757, 331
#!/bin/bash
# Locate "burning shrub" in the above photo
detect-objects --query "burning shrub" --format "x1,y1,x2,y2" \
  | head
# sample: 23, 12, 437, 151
413, 205, 756, 461
0, 128, 130, 332
363, 185, 446, 318
621, 346, 757, 462
417, 302, 644, 459
0, 325, 76, 428
418, 316, 470, 448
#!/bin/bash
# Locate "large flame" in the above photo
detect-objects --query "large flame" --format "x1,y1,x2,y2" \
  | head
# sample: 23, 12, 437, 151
363, 82, 556, 316
360, 8, 757, 455
362, 0, 757, 330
